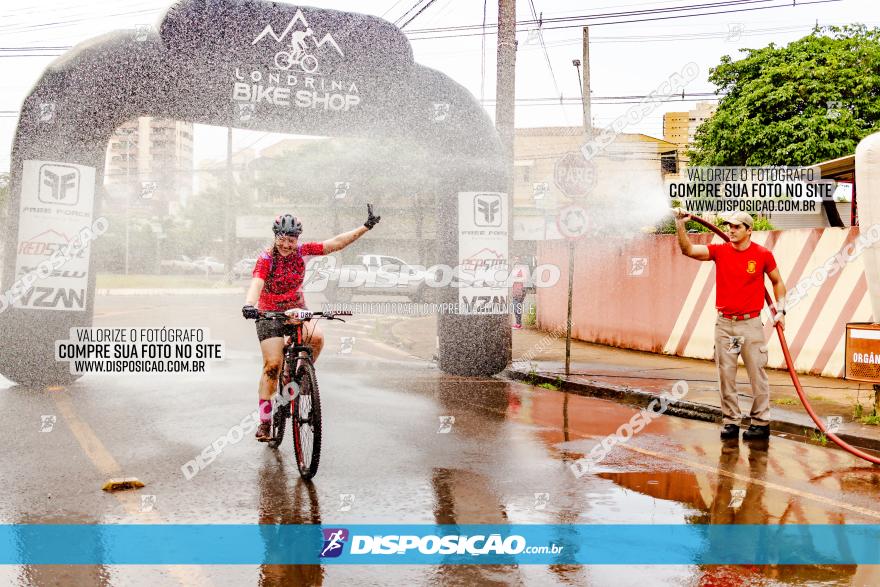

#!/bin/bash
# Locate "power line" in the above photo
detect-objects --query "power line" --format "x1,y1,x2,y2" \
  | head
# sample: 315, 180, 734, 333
407, 0, 800, 34
480, 0, 487, 103
406, 0, 842, 39
394, 0, 429, 26
0, 11, 852, 58
399, 0, 441, 29
481, 91, 722, 101
527, 0, 562, 103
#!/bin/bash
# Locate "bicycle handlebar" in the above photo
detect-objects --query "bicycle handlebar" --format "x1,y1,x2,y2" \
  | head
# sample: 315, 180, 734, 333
250, 308, 352, 322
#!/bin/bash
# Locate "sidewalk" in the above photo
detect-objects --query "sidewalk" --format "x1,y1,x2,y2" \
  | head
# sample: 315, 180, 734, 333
391, 316, 880, 453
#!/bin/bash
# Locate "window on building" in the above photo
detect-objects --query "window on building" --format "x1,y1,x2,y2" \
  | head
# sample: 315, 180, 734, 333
661, 151, 678, 174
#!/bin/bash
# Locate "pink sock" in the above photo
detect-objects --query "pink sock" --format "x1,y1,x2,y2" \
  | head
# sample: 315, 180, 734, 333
259, 399, 272, 422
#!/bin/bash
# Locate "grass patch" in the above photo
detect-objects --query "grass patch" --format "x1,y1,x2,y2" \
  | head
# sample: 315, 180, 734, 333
522, 368, 564, 391
523, 363, 542, 386
807, 395, 827, 402
853, 402, 880, 426
806, 428, 828, 446
773, 397, 798, 406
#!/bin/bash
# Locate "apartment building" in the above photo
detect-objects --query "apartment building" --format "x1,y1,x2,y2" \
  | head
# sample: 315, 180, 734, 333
104, 117, 194, 216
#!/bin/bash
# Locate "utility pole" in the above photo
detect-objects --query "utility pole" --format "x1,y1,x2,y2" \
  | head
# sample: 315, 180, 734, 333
124, 131, 132, 275
225, 127, 233, 284
582, 26, 591, 134
496, 0, 517, 172
497, 0, 517, 319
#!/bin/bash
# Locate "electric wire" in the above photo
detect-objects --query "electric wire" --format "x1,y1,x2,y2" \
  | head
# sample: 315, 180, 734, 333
394, 0, 430, 27
406, 0, 842, 39
399, 0, 441, 29
406, 0, 815, 34
527, 0, 566, 124
480, 0, 487, 103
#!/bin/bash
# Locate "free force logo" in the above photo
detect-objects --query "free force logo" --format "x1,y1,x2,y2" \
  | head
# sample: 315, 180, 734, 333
320, 528, 349, 558
474, 194, 502, 227
38, 164, 79, 206
253, 9, 344, 73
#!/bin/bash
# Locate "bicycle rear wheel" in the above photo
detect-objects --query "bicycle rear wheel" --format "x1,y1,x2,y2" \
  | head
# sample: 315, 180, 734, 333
291, 361, 322, 479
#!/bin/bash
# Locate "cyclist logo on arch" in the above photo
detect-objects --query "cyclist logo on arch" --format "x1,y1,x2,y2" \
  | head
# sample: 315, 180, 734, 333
274, 27, 320, 73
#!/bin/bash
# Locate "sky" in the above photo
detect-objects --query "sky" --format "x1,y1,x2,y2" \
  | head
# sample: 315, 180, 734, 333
0, 0, 878, 172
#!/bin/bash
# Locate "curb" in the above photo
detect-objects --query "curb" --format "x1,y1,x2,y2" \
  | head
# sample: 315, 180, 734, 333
501, 368, 880, 455
96, 288, 246, 296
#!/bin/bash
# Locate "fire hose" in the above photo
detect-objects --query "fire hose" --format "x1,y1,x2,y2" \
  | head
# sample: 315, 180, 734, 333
683, 213, 880, 465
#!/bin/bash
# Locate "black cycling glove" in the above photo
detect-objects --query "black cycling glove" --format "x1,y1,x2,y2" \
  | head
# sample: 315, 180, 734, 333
364, 203, 381, 230
242, 304, 259, 320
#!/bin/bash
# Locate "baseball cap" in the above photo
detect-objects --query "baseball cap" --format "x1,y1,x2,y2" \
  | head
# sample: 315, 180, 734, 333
721, 212, 753, 228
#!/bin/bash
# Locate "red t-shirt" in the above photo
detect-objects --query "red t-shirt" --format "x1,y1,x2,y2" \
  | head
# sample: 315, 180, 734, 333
707, 242, 777, 315
252, 242, 325, 311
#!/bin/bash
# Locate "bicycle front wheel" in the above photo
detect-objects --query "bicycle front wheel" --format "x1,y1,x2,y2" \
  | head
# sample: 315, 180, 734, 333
291, 361, 322, 479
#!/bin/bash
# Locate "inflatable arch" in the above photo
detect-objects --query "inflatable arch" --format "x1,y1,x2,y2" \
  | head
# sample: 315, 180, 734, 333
0, 0, 512, 384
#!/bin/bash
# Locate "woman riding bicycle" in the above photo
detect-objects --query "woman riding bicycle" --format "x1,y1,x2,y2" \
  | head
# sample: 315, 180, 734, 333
242, 205, 381, 441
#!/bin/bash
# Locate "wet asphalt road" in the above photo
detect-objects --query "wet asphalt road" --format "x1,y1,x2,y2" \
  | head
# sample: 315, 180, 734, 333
2, 294, 880, 586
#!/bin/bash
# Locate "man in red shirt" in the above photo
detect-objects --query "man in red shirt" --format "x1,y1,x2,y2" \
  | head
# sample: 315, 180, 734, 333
675, 211, 787, 441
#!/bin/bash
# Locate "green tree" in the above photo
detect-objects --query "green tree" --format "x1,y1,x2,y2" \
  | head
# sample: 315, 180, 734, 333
688, 25, 880, 166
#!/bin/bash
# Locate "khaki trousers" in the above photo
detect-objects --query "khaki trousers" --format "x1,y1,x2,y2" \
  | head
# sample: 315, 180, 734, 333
714, 315, 770, 426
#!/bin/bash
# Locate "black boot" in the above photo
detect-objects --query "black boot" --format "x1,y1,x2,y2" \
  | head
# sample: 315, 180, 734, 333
720, 424, 740, 439
742, 424, 770, 440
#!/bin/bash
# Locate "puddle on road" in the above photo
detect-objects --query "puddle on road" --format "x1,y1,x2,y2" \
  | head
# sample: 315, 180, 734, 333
399, 374, 880, 585
4, 367, 879, 585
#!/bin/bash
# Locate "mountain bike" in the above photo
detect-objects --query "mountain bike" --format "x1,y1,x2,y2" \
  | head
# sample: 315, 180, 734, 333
249, 308, 350, 480
273, 49, 319, 73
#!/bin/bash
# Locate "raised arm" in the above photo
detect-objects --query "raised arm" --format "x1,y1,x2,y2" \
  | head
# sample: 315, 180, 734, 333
323, 226, 369, 254
674, 210, 711, 261
322, 204, 381, 254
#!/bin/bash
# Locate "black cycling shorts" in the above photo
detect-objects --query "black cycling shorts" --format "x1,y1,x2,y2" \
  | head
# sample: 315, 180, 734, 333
256, 318, 290, 342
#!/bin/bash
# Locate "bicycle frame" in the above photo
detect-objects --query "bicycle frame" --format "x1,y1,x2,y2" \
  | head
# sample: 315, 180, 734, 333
282, 321, 314, 379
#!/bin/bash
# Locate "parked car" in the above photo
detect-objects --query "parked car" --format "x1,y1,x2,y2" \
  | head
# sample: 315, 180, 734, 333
159, 255, 197, 274
232, 258, 256, 280
323, 254, 439, 303
192, 256, 225, 275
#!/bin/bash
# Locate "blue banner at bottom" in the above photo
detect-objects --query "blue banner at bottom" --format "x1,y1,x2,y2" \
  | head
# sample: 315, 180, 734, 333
1, 524, 879, 565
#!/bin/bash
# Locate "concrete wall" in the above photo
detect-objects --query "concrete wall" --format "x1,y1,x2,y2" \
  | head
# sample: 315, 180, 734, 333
537, 228, 872, 378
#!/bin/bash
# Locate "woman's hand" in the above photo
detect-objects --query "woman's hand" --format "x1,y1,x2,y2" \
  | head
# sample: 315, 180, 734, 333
364, 203, 381, 229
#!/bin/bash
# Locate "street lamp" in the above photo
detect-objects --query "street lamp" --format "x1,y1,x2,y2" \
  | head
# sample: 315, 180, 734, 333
572, 59, 585, 119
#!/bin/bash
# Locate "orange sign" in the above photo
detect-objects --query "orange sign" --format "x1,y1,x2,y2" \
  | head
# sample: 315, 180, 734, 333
845, 323, 880, 383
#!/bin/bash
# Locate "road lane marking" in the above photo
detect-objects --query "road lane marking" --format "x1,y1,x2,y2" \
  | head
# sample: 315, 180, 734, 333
53, 391, 213, 586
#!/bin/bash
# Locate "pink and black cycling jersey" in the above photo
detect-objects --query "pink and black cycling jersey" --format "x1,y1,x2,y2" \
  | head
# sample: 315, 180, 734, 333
252, 242, 325, 311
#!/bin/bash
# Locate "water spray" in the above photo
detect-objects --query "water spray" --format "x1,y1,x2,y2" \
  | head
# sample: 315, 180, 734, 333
682, 212, 880, 465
